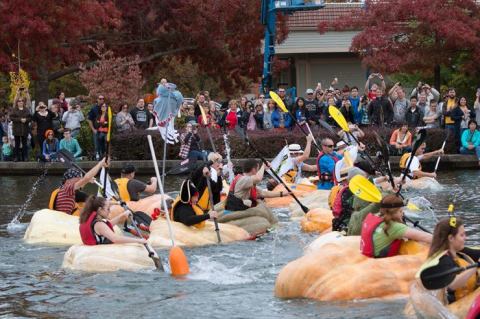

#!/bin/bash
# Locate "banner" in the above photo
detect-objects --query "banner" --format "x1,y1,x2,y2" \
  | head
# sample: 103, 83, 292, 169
153, 82, 183, 144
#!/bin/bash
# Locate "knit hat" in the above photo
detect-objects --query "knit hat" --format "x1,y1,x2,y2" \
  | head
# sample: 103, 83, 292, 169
179, 179, 199, 203
63, 168, 82, 183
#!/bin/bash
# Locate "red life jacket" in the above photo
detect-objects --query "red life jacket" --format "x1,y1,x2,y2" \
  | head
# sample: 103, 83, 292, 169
79, 212, 114, 245
331, 184, 349, 218
316, 151, 340, 184
229, 174, 257, 207
360, 213, 402, 258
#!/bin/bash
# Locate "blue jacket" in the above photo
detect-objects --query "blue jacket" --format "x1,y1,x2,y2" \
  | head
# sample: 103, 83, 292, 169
317, 152, 342, 190
272, 108, 282, 128
461, 129, 480, 148
295, 109, 307, 123
349, 97, 362, 124
42, 139, 59, 158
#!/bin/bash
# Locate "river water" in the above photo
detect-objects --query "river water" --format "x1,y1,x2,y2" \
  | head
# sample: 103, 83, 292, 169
0, 170, 478, 319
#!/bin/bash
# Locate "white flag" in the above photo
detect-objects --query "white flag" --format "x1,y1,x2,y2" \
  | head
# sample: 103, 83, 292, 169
270, 146, 294, 178
97, 167, 117, 200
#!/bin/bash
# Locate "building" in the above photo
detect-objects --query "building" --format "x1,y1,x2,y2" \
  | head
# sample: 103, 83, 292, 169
275, 2, 366, 95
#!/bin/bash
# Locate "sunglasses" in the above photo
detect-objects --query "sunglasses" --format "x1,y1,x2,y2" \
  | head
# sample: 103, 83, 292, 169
323, 144, 334, 148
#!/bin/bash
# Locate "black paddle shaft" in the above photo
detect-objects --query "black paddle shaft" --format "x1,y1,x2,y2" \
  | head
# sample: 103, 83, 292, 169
245, 137, 309, 214
397, 129, 427, 194
421, 262, 479, 290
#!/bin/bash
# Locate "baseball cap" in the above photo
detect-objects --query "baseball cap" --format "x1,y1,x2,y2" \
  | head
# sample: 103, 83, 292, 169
306, 88, 314, 94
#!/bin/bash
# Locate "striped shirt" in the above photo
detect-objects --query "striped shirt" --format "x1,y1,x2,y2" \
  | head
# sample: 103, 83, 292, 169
55, 180, 76, 214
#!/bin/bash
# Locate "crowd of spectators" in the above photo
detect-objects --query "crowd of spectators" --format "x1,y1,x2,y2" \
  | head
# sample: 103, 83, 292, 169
2, 73, 480, 164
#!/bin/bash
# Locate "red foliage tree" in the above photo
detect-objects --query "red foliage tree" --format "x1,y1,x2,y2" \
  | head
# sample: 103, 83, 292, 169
79, 43, 144, 109
0, 0, 288, 101
318, 0, 480, 89
0, 0, 119, 102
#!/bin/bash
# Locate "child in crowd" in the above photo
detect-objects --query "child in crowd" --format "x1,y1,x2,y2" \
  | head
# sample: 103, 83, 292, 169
2, 136, 13, 161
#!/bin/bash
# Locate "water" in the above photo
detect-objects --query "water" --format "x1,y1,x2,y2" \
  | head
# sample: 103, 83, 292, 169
1, 171, 479, 318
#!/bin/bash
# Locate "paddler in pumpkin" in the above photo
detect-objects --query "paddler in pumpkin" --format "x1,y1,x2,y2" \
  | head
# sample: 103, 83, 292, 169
225, 159, 289, 211
267, 135, 317, 189
49, 158, 108, 216
360, 194, 432, 258
171, 179, 218, 227
114, 163, 157, 201
315, 137, 343, 190
418, 217, 480, 304
399, 141, 444, 179
79, 195, 147, 245
191, 152, 224, 211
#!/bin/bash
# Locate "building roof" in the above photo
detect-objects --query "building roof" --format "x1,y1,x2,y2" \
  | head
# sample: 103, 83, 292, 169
287, 3, 363, 30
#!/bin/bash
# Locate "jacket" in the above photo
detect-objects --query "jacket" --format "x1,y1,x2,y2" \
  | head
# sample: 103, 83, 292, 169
10, 107, 32, 137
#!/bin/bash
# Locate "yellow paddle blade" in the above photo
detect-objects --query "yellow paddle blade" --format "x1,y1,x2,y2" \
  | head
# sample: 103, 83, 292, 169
106, 106, 113, 142
349, 175, 382, 203
199, 101, 208, 125
407, 202, 420, 211
328, 105, 349, 132
269, 91, 288, 113
448, 204, 454, 213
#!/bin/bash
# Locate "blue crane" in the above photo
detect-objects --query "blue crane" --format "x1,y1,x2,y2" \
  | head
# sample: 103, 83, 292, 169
261, 0, 325, 95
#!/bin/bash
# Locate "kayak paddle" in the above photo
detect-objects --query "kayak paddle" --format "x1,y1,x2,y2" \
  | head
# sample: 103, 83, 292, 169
102, 106, 113, 197
348, 175, 430, 232
244, 134, 309, 214
434, 130, 449, 174
269, 91, 321, 152
397, 129, 427, 194
421, 261, 479, 290
147, 134, 189, 276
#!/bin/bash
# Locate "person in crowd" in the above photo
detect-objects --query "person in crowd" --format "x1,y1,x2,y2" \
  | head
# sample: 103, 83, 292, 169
474, 90, 480, 124
256, 94, 267, 110
184, 106, 197, 124
294, 97, 308, 129
59, 128, 82, 161
130, 98, 153, 129
323, 96, 338, 125
87, 95, 105, 159
238, 100, 251, 130
304, 89, 319, 125
389, 123, 412, 155
179, 121, 206, 160
10, 88, 32, 162
209, 101, 221, 128
114, 164, 157, 202
194, 92, 210, 118
239, 96, 248, 111
50, 100, 64, 139
63, 100, 84, 138
2, 136, 13, 161
443, 88, 463, 147
146, 102, 155, 117
359, 95, 370, 126
340, 99, 355, 124
94, 103, 109, 159
171, 179, 219, 228
399, 142, 444, 179
271, 102, 283, 129
418, 217, 480, 304
42, 129, 59, 162
115, 103, 135, 133
360, 194, 432, 258
79, 196, 147, 245
56, 91, 69, 113
417, 92, 429, 114
277, 88, 293, 112
368, 88, 393, 126
246, 100, 258, 131
316, 137, 343, 190
348, 86, 362, 124
263, 99, 275, 130
225, 159, 288, 211
198, 102, 213, 127
364, 73, 386, 100
221, 99, 240, 130
254, 103, 264, 130
405, 96, 424, 128
191, 152, 224, 210
458, 96, 475, 133
423, 100, 441, 128
51, 158, 107, 215
315, 90, 326, 119
32, 101, 54, 156
411, 82, 440, 104
460, 120, 480, 166
389, 83, 409, 124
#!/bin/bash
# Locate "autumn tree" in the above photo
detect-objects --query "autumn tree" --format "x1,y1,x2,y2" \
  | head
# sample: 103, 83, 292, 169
319, 0, 480, 89
0, 0, 287, 101
79, 43, 144, 109
0, 0, 119, 102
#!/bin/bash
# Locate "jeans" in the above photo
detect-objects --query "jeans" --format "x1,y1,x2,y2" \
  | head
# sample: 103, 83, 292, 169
14, 135, 28, 161
188, 150, 208, 160
96, 132, 106, 158
92, 131, 99, 157
460, 146, 480, 160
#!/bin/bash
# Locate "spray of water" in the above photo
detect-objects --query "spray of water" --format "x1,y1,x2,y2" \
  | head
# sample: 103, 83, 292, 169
7, 164, 49, 232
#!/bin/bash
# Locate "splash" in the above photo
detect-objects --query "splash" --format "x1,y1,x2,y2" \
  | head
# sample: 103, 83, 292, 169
7, 165, 49, 232
188, 255, 257, 285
